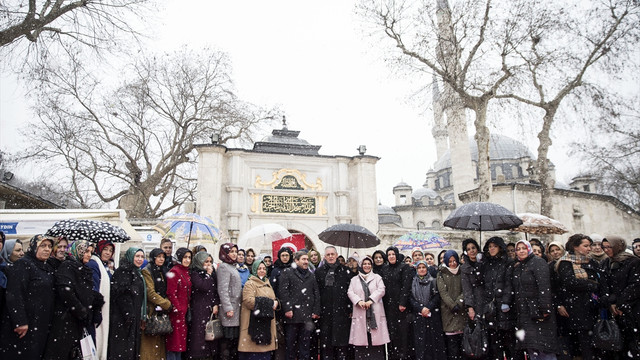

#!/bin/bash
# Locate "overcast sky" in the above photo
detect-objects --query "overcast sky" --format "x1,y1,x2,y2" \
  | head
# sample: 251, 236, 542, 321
0, 0, 585, 207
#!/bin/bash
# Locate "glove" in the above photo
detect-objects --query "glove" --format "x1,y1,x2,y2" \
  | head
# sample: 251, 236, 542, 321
501, 304, 510, 312
452, 304, 461, 313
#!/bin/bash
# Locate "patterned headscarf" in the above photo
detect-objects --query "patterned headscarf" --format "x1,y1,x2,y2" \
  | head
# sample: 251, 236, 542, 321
192, 251, 212, 271
27, 234, 53, 255
515, 240, 533, 257
219, 243, 238, 265
68, 240, 92, 263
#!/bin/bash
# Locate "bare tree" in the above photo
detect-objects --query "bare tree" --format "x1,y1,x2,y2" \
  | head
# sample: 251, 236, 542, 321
20, 47, 278, 219
0, 0, 152, 71
358, 0, 530, 201
498, 0, 639, 216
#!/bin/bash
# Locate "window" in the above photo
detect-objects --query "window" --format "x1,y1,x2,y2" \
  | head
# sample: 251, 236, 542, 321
417, 221, 426, 230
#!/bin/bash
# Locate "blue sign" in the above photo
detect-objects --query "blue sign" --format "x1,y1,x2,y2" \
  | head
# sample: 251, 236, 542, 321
0, 222, 19, 234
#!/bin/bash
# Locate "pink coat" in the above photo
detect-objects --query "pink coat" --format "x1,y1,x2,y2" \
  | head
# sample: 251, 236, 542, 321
347, 272, 390, 346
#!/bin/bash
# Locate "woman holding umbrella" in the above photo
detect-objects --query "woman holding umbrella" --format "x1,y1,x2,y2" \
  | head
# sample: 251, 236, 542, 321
0, 235, 55, 359
108, 247, 147, 360
87, 239, 115, 360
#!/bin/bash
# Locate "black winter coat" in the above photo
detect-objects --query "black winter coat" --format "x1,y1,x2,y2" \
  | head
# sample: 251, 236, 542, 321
380, 260, 413, 354
44, 258, 104, 360
0, 253, 55, 359
461, 257, 485, 314
555, 258, 603, 331
409, 275, 446, 360
279, 267, 320, 324
601, 256, 640, 343
481, 254, 515, 330
108, 262, 146, 360
315, 262, 355, 347
512, 254, 559, 354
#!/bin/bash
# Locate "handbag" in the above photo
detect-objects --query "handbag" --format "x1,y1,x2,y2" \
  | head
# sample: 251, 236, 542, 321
145, 312, 173, 336
463, 320, 488, 359
79, 328, 98, 360
205, 312, 223, 341
592, 309, 622, 351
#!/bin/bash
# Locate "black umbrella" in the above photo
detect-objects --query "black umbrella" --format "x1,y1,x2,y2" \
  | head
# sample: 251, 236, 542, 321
318, 223, 380, 255
443, 202, 522, 246
46, 219, 131, 243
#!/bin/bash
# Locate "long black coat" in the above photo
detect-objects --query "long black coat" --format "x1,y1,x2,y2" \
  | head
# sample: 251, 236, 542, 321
186, 269, 221, 359
279, 267, 320, 324
409, 275, 446, 360
44, 258, 104, 360
481, 253, 515, 330
380, 260, 413, 358
0, 253, 55, 359
556, 258, 603, 331
108, 262, 146, 360
512, 253, 559, 354
315, 262, 355, 347
461, 257, 485, 315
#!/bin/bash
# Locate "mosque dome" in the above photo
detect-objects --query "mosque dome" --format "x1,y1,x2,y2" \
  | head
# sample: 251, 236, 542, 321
433, 134, 535, 172
412, 187, 439, 199
378, 204, 397, 215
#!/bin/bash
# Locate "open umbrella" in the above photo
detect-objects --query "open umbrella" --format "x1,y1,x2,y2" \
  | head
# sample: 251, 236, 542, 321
393, 231, 451, 251
154, 213, 220, 248
318, 223, 380, 254
237, 224, 292, 254
512, 213, 569, 239
46, 219, 131, 243
443, 202, 523, 246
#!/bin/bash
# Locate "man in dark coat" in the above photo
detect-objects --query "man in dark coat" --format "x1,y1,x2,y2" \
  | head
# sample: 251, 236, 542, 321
279, 251, 321, 360
315, 246, 356, 360
380, 246, 413, 360
0, 234, 55, 359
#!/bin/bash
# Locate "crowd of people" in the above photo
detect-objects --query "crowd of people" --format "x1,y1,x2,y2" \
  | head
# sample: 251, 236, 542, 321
0, 230, 638, 360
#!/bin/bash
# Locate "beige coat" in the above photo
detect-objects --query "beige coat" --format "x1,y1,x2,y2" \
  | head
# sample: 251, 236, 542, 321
238, 275, 278, 353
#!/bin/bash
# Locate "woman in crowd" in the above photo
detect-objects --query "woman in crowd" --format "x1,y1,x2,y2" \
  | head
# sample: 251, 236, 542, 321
140, 248, 172, 360
45, 240, 104, 360
166, 248, 193, 360
633, 238, 640, 258
372, 250, 386, 274
380, 246, 413, 360
555, 234, 603, 360
512, 240, 559, 360
461, 238, 484, 322
347, 256, 389, 360
245, 248, 256, 269
269, 246, 293, 296
437, 249, 447, 267
217, 243, 242, 360
437, 250, 465, 360
308, 248, 321, 272
238, 258, 278, 360
237, 248, 251, 287
0, 234, 55, 359
410, 260, 446, 360
589, 235, 608, 264
481, 237, 519, 360
187, 251, 220, 360
546, 242, 565, 263
546, 241, 570, 360
601, 236, 640, 358
48, 237, 68, 270
87, 239, 114, 360
412, 248, 424, 264
0, 238, 24, 265
109, 247, 146, 360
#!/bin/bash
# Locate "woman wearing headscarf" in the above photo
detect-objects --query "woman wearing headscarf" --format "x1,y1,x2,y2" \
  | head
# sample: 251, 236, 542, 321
166, 247, 193, 360
601, 236, 640, 359
238, 258, 279, 360
108, 247, 147, 360
481, 237, 519, 360
140, 248, 172, 360
380, 246, 413, 360
0, 238, 24, 265
217, 243, 242, 360
347, 255, 390, 360
555, 234, 603, 360
0, 235, 55, 359
512, 240, 559, 360
410, 260, 446, 360
545, 240, 570, 360
48, 237, 69, 270
372, 249, 387, 275
237, 248, 251, 287
269, 246, 294, 296
87, 239, 114, 360
45, 240, 104, 360
436, 250, 466, 360
460, 238, 484, 322
186, 251, 220, 360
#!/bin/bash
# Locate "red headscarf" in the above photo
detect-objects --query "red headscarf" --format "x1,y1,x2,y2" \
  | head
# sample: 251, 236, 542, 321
218, 242, 238, 265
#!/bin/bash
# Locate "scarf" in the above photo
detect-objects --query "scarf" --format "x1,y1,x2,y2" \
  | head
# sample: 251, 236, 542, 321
604, 236, 635, 263
412, 273, 434, 311
556, 253, 590, 279
218, 243, 237, 264
192, 251, 211, 271
447, 265, 460, 275
0, 239, 20, 264
324, 262, 339, 286
68, 240, 91, 262
145, 248, 167, 297
359, 272, 377, 330
124, 247, 147, 318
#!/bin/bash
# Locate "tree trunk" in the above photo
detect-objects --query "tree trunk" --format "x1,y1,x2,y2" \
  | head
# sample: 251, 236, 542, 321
537, 107, 557, 217
471, 99, 492, 202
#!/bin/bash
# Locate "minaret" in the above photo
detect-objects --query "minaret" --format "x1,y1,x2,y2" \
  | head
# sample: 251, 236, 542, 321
431, 76, 449, 160
435, 0, 475, 205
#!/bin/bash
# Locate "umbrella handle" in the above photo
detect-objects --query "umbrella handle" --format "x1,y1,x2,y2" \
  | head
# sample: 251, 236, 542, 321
187, 222, 193, 249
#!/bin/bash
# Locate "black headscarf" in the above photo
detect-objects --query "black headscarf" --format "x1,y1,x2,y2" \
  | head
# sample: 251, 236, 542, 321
386, 246, 404, 266
145, 248, 167, 297
274, 246, 294, 269
372, 249, 387, 274
175, 247, 192, 264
